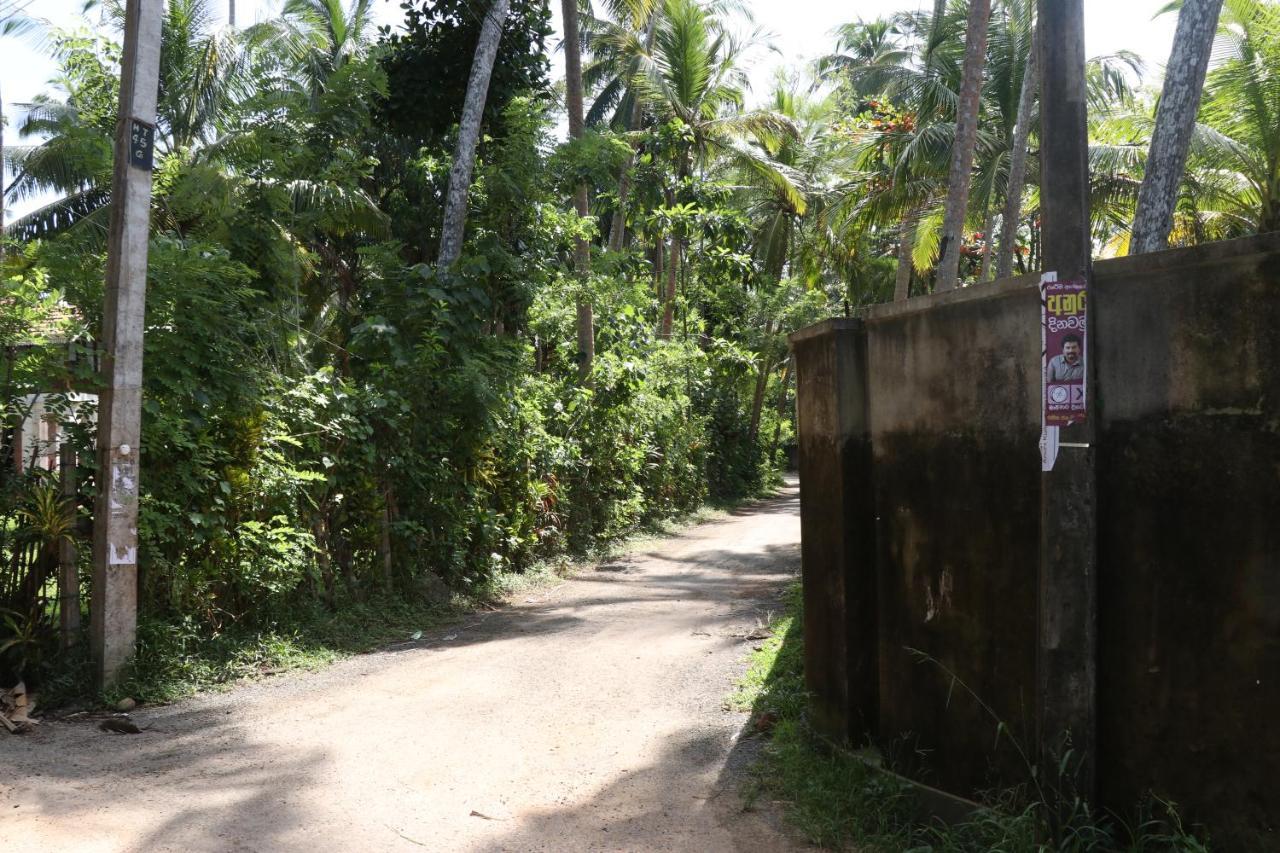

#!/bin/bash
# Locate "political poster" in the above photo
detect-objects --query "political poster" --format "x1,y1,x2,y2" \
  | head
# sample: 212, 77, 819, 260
1042, 276, 1087, 427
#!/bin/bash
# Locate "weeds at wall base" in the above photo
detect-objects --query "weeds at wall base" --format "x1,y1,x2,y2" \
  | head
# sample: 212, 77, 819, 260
732, 583, 1211, 852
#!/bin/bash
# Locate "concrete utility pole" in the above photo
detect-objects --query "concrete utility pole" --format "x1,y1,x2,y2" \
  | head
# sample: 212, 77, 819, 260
59, 441, 79, 648
91, 0, 163, 688
1036, 0, 1097, 802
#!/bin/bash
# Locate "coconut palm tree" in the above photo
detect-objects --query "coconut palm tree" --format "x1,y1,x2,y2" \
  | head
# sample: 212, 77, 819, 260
582, 0, 659, 251
1192, 0, 1280, 235
438, 0, 511, 268
827, 2, 1148, 293
5, 0, 253, 241
632, 0, 801, 338
935, 0, 991, 292
582, 0, 749, 130
0, 6, 48, 253
976, 0, 1034, 280
821, 5, 965, 297
153, 0, 253, 151
1130, 0, 1224, 254
271, 0, 377, 103
584, 0, 750, 252
995, 21, 1036, 279
818, 18, 911, 95
1084, 0, 1280, 255
735, 83, 833, 444
3, 96, 114, 242
561, 0, 594, 381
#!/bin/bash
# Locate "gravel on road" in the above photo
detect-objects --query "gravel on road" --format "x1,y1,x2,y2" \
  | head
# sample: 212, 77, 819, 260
4, 482, 808, 853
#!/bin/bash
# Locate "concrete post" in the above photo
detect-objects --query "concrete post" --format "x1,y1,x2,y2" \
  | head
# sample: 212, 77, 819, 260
790, 319, 878, 744
1036, 0, 1097, 799
58, 440, 79, 648
91, 0, 163, 689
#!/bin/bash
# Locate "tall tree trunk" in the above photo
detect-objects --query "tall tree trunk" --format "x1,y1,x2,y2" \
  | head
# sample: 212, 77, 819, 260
1263, 194, 1280, 235
608, 137, 639, 252
932, 0, 948, 33
978, 199, 995, 281
997, 26, 1038, 280
769, 355, 793, 463
58, 442, 79, 647
652, 235, 663, 301
438, 0, 512, 269
561, 0, 594, 381
659, 152, 692, 340
1129, 0, 1223, 254
608, 15, 660, 252
895, 211, 917, 300
1, 80, 5, 262
228, 0, 235, 27
0, 77, 8, 264
313, 513, 334, 608
936, 0, 992, 292
659, 237, 680, 339
747, 320, 775, 447
379, 483, 395, 591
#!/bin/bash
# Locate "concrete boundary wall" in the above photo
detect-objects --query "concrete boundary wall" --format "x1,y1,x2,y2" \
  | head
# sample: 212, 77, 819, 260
791, 234, 1280, 847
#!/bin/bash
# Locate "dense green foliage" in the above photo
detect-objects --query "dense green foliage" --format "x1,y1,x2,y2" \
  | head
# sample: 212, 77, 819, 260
380, 0, 553, 146
0, 0, 838, 689
824, 0, 1280, 286
2, 0, 1277, 695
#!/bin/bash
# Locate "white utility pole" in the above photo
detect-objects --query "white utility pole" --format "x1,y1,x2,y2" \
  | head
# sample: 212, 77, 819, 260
91, 0, 163, 688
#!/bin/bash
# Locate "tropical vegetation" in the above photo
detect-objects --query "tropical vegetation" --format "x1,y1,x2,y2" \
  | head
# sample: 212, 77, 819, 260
0, 0, 1277, 711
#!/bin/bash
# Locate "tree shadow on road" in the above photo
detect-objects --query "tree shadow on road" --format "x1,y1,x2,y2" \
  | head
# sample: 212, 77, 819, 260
7, 702, 334, 852
467, 721, 811, 852
3, 482, 805, 851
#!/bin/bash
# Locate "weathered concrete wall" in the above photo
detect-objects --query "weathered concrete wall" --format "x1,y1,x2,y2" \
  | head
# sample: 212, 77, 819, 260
791, 319, 878, 743
864, 279, 1041, 793
1093, 237, 1280, 848
791, 233, 1280, 843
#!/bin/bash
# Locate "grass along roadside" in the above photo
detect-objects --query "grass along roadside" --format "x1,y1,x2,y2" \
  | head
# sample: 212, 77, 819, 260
730, 583, 1211, 852
38, 484, 786, 712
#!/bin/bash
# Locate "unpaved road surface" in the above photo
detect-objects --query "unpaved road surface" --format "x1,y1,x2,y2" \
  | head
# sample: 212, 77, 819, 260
5, 483, 808, 852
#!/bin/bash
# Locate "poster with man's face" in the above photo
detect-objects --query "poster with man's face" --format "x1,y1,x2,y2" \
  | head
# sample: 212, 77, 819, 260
1043, 278, 1087, 426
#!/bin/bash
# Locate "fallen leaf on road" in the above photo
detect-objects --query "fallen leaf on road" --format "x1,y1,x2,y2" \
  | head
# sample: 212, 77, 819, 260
387, 825, 429, 847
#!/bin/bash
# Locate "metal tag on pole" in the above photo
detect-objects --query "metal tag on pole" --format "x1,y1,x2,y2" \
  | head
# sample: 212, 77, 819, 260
90, 0, 163, 689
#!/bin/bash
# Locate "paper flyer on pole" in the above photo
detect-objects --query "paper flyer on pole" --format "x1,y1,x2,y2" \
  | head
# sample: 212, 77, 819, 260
1041, 273, 1087, 471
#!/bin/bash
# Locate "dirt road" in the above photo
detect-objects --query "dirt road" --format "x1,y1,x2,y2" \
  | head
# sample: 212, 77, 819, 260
5, 483, 806, 852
